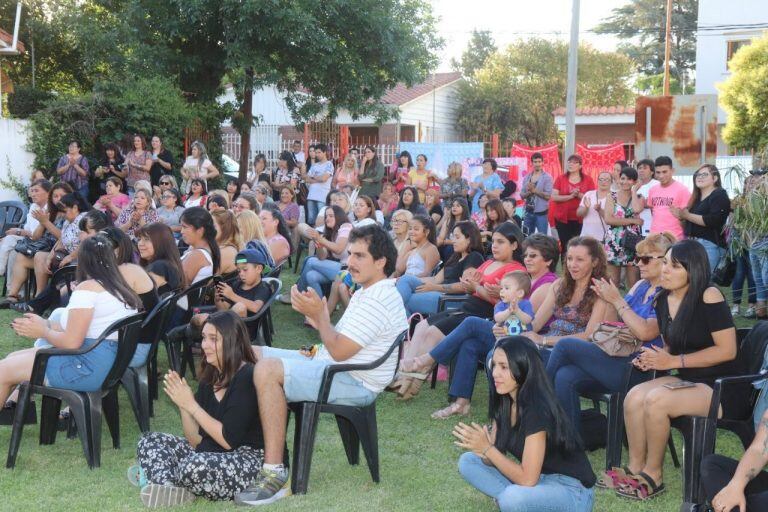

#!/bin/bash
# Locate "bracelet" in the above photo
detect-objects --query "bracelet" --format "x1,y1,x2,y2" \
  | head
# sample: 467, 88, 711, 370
617, 304, 630, 316
481, 445, 492, 457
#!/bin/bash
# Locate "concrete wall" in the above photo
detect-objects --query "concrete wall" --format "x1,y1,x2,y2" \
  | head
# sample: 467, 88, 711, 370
695, 0, 768, 124
0, 118, 33, 202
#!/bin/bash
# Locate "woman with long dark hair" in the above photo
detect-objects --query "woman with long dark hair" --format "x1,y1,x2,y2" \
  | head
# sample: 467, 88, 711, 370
359, 145, 385, 199
455, 337, 595, 511
392, 151, 414, 193
481, 199, 509, 249
396, 220, 484, 315
397, 186, 427, 216
95, 142, 126, 193
130, 311, 269, 506
184, 178, 208, 209
551, 154, 595, 256
617, 239, 742, 500
179, 207, 221, 286
603, 167, 643, 289
3, 235, 141, 408
393, 215, 440, 278
136, 222, 186, 295
436, 197, 470, 260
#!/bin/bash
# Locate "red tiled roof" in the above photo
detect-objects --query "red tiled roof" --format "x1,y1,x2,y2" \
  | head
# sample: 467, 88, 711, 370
552, 105, 635, 116
379, 72, 462, 106
0, 27, 25, 53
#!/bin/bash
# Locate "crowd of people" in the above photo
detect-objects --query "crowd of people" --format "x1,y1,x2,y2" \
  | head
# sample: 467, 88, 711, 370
2, 141, 767, 512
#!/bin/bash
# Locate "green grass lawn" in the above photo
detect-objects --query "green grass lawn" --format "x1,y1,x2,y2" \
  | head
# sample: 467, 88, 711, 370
0, 271, 755, 512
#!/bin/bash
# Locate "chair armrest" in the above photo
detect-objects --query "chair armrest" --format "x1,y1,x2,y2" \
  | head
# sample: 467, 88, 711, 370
30, 343, 101, 386
437, 294, 469, 313
707, 372, 767, 421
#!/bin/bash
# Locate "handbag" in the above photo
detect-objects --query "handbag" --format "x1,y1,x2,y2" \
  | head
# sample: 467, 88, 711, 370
712, 253, 737, 287
590, 321, 642, 357
14, 235, 55, 257
620, 229, 643, 253
297, 181, 309, 206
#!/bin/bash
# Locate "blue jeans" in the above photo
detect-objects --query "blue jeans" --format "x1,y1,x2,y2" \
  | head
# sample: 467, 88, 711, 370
430, 316, 497, 399
750, 250, 768, 302
693, 238, 724, 273
395, 274, 441, 316
458, 452, 594, 512
733, 252, 757, 304
297, 256, 341, 296
307, 200, 323, 226
545, 337, 634, 431
523, 211, 549, 235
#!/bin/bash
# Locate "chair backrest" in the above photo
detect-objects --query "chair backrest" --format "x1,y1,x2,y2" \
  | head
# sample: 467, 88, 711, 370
740, 321, 768, 375
0, 201, 27, 234
168, 275, 215, 322
243, 277, 282, 322
430, 261, 443, 277
140, 293, 176, 345
266, 263, 283, 279
98, 313, 146, 391
50, 264, 78, 297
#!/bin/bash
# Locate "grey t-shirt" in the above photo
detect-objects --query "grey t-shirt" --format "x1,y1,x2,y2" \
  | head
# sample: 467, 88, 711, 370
521, 171, 553, 213
157, 206, 185, 229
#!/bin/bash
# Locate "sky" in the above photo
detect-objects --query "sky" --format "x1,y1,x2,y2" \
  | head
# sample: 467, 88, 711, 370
431, 0, 628, 71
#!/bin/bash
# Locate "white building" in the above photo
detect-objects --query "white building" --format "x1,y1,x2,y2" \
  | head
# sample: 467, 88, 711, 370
695, 0, 768, 152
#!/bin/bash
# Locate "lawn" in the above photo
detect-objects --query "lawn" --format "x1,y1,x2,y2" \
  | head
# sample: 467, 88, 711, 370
0, 269, 754, 512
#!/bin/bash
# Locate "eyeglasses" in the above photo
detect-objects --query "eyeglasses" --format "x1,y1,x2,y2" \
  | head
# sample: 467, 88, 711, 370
634, 255, 665, 265
161, 194, 174, 199
391, 219, 407, 224
232, 203, 246, 210
694, 172, 712, 179
160, 181, 171, 185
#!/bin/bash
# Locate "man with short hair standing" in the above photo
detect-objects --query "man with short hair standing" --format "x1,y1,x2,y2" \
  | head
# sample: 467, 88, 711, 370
235, 224, 408, 506
647, 156, 691, 240
633, 158, 660, 238
520, 152, 553, 235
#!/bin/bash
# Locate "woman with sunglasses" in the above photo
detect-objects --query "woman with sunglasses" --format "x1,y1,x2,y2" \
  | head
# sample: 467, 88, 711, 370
153, 175, 179, 204
672, 163, 731, 272
157, 187, 185, 238
544, 233, 676, 484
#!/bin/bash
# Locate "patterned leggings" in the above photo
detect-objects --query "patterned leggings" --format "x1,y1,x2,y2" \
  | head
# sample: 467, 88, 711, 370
137, 432, 264, 501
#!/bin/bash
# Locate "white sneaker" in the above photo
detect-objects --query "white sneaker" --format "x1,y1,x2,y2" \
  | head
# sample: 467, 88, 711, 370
730, 304, 740, 316
140, 483, 195, 508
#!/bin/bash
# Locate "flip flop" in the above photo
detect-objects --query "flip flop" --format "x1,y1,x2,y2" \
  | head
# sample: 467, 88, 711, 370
596, 466, 633, 489
616, 471, 666, 500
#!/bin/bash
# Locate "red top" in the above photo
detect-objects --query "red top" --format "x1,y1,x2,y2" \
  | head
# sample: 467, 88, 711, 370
552, 174, 595, 223
473, 260, 526, 303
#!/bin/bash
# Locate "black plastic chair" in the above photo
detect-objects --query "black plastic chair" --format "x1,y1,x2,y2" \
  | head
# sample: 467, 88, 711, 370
240, 278, 282, 347
165, 276, 215, 376
0, 200, 27, 235
120, 294, 177, 432
6, 313, 145, 469
429, 293, 471, 389
288, 330, 408, 495
675, 324, 768, 512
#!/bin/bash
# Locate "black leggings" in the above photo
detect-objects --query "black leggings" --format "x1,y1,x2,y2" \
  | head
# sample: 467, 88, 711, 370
555, 220, 582, 255
701, 454, 768, 511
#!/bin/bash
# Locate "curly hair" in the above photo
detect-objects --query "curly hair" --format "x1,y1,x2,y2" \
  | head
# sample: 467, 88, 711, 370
555, 236, 606, 314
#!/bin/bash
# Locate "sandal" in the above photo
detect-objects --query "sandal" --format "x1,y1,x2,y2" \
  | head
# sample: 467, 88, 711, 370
431, 402, 470, 419
616, 472, 666, 500
0, 295, 20, 309
596, 466, 633, 489
400, 354, 435, 379
395, 378, 423, 401
127, 464, 148, 488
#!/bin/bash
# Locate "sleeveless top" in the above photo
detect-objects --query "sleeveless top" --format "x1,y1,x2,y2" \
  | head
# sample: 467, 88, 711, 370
178, 247, 213, 310
405, 250, 426, 276
548, 304, 591, 337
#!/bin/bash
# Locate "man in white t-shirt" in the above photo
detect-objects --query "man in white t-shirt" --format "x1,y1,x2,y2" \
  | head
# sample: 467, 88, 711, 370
633, 158, 660, 237
291, 140, 305, 166
303, 143, 333, 225
237, 225, 408, 506
0, 179, 50, 277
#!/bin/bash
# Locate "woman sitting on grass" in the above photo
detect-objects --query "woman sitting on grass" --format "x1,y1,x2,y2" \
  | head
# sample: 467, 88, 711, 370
455, 337, 595, 511
129, 311, 270, 507
2, 236, 141, 410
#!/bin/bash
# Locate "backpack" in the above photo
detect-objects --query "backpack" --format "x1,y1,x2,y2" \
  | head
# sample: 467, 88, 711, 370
245, 239, 276, 275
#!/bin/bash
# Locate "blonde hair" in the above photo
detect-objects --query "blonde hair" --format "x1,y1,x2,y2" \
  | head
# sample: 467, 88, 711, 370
212, 209, 243, 249
332, 191, 351, 212
208, 189, 230, 207
635, 232, 677, 255
447, 162, 463, 179
236, 209, 266, 245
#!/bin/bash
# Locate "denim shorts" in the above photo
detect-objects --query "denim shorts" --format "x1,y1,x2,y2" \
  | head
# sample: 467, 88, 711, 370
45, 337, 118, 392
261, 347, 377, 407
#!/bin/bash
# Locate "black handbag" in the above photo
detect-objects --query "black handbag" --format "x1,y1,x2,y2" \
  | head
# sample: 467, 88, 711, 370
14, 235, 55, 257
713, 254, 737, 287
620, 230, 643, 253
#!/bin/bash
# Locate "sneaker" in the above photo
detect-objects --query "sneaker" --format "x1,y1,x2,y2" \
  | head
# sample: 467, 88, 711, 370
744, 306, 757, 319
234, 467, 290, 506
127, 465, 148, 488
277, 293, 292, 305
140, 483, 195, 508
731, 304, 740, 316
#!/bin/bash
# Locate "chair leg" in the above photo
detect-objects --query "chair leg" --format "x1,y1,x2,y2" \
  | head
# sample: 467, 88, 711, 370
668, 434, 681, 468
5, 383, 32, 468
137, 366, 151, 430
358, 406, 380, 483
335, 414, 360, 465
290, 403, 320, 495
678, 417, 707, 506
122, 369, 149, 433
430, 366, 438, 389
102, 389, 121, 450
39, 395, 62, 445
605, 393, 624, 472
66, 393, 100, 468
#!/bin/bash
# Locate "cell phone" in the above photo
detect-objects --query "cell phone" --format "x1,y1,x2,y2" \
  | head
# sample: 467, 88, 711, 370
663, 380, 697, 390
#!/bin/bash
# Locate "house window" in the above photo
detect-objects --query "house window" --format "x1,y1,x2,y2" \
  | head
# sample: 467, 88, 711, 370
727, 40, 751, 68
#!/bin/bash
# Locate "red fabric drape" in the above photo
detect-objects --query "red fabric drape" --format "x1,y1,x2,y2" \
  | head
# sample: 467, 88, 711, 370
575, 143, 626, 183
509, 143, 562, 180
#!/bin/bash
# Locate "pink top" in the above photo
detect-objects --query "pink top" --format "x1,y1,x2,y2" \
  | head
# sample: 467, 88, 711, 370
473, 259, 526, 304
96, 193, 130, 221
647, 180, 691, 240
335, 168, 359, 188
579, 190, 608, 240
531, 271, 558, 296
267, 233, 291, 265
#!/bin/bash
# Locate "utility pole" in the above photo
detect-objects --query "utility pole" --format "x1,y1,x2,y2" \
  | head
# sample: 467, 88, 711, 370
663, 0, 673, 95
564, 0, 580, 158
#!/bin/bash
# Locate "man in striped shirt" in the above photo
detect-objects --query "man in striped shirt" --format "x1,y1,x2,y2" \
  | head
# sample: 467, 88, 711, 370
236, 225, 408, 506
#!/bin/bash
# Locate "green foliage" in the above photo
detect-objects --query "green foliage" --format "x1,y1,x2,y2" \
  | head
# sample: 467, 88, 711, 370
27, 77, 201, 173
456, 39, 635, 146
451, 30, 497, 81
635, 73, 686, 96
594, 0, 698, 90
719, 34, 768, 153
0, 160, 30, 206
6, 85, 54, 119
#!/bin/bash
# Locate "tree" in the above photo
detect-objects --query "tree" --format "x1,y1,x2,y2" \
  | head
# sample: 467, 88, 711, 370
594, 0, 698, 92
452, 30, 497, 79
455, 38, 635, 146
719, 34, 768, 153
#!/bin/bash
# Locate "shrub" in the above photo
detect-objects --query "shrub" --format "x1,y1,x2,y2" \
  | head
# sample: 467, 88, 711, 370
7, 86, 54, 119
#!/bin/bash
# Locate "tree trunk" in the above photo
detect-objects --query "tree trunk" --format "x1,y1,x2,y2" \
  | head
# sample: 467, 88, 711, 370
237, 68, 254, 184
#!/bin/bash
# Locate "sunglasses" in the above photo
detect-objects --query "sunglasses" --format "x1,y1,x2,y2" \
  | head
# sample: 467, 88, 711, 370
634, 255, 665, 265
160, 181, 171, 185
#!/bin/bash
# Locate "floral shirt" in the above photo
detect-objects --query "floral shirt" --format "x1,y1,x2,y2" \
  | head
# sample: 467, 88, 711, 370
57, 154, 90, 190
125, 150, 152, 188
117, 206, 160, 241
440, 178, 469, 207
61, 213, 87, 253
